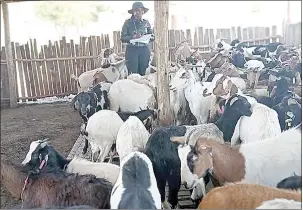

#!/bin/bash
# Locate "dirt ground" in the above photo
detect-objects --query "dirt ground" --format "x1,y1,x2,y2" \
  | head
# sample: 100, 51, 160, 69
1, 102, 82, 209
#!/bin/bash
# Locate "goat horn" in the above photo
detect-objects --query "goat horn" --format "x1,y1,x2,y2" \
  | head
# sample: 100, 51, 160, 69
170, 136, 186, 144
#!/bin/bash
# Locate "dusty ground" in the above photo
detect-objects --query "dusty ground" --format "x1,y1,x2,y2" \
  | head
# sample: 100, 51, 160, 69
1, 102, 81, 209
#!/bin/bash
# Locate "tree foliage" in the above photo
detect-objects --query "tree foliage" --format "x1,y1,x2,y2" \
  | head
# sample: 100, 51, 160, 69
34, 1, 109, 28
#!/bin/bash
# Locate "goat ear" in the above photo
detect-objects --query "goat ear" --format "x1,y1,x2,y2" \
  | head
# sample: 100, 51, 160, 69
229, 96, 238, 106
170, 136, 186, 144
230, 83, 238, 96
288, 98, 298, 106
196, 142, 212, 154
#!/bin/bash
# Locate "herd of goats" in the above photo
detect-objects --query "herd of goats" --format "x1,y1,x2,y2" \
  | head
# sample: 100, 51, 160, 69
1, 37, 302, 209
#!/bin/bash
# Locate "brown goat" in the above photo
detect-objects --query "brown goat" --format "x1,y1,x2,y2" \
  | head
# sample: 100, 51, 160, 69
1, 156, 112, 209
198, 183, 301, 209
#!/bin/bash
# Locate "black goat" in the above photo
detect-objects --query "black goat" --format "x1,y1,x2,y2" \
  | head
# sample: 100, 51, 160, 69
144, 126, 186, 209
277, 174, 302, 190
214, 94, 252, 142
272, 95, 302, 131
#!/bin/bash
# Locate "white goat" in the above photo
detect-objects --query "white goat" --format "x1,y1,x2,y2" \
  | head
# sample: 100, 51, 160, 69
116, 116, 150, 162
230, 94, 282, 145
70, 60, 127, 93
84, 109, 124, 162
256, 198, 302, 209
65, 156, 120, 184
172, 124, 224, 200
110, 151, 161, 209
169, 68, 217, 124
108, 79, 156, 112
172, 124, 302, 189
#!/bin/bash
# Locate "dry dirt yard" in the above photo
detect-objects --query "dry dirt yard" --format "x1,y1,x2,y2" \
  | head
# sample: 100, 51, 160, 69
1, 102, 82, 209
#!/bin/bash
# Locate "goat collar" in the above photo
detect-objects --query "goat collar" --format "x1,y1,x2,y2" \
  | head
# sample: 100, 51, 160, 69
20, 159, 46, 208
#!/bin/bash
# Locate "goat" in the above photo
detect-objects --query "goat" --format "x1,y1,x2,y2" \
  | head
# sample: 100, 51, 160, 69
108, 79, 156, 112
272, 95, 302, 131
82, 109, 157, 162
229, 93, 281, 145
21, 139, 120, 185
144, 126, 186, 209
73, 82, 112, 123
277, 174, 302, 191
256, 198, 301, 209
70, 60, 126, 93
244, 60, 265, 89
116, 116, 150, 162
197, 183, 301, 209
1, 155, 112, 209
171, 124, 301, 188
169, 68, 224, 124
110, 151, 161, 209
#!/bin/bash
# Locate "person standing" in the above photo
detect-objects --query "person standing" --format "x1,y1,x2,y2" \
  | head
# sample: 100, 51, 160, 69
121, 2, 154, 76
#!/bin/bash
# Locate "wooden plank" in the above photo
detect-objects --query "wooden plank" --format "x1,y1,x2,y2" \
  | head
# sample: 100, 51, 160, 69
105, 34, 110, 48
10, 42, 19, 99
43, 45, 53, 95
154, 0, 172, 126
295, 22, 301, 47
24, 43, 37, 100
113, 31, 118, 53
198, 27, 203, 46
62, 37, 71, 93
117, 31, 122, 53
237, 26, 242, 40
271, 25, 277, 43
175, 30, 181, 46
85, 41, 90, 71
186, 29, 192, 46
242, 28, 248, 41
193, 28, 198, 47
55, 41, 65, 93
169, 30, 175, 62
29, 39, 41, 97
75, 44, 81, 79
247, 27, 254, 46
14, 43, 26, 101
33, 39, 44, 96
231, 27, 236, 40
70, 39, 78, 92
208, 29, 214, 51
87, 36, 94, 70
225, 28, 231, 43
265, 27, 270, 44
181, 30, 185, 41
204, 29, 210, 46
2, 2, 17, 107
51, 40, 61, 95
254, 27, 260, 45
19, 45, 32, 101
1, 47, 10, 103
40, 46, 50, 96
80, 36, 87, 73
66, 42, 74, 93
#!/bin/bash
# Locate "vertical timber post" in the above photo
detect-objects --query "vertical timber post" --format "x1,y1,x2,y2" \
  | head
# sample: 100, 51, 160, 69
154, 0, 172, 126
2, 2, 18, 108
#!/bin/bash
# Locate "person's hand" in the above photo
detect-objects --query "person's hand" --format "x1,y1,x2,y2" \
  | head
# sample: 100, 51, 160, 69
133, 33, 142, 39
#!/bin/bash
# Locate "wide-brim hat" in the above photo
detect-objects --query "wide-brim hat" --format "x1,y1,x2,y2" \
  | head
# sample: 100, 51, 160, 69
128, 2, 149, 14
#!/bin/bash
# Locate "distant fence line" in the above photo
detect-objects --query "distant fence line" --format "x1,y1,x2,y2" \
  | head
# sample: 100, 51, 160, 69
1, 22, 301, 106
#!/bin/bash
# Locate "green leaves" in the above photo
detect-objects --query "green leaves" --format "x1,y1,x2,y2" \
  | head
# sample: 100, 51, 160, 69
34, 1, 109, 28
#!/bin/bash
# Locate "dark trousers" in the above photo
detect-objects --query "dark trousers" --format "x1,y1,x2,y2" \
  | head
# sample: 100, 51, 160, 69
125, 44, 150, 76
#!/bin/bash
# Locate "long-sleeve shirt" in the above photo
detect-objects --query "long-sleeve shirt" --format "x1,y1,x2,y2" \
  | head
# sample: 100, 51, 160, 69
120, 16, 155, 44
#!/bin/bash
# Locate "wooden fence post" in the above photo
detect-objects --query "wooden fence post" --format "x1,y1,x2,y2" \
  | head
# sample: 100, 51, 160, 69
2, 2, 17, 107
154, 0, 172, 126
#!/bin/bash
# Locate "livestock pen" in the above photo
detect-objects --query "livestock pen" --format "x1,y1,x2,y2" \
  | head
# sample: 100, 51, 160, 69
1, 6, 302, 208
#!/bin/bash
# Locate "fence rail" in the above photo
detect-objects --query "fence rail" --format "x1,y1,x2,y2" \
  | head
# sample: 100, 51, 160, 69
1, 23, 301, 105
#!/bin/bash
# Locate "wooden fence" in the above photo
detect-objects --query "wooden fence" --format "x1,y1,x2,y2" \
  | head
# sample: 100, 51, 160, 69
0, 23, 301, 105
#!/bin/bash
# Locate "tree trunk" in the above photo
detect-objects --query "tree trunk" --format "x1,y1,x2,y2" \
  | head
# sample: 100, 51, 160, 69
154, 0, 172, 126
2, 2, 17, 108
